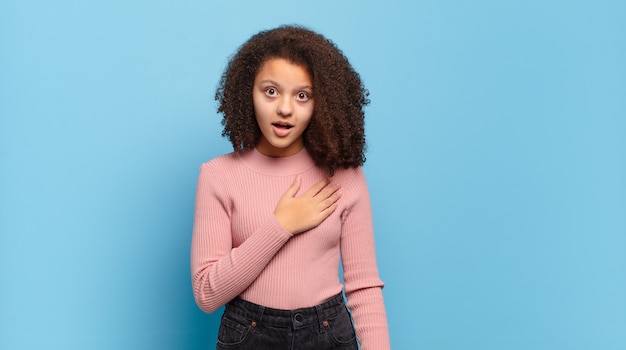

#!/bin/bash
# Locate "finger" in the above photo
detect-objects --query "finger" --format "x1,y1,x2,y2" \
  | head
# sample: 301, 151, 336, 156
318, 202, 339, 219
318, 192, 341, 210
317, 184, 340, 199
302, 178, 331, 197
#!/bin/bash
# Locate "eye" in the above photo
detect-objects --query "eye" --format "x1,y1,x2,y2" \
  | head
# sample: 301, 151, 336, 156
296, 92, 310, 102
264, 87, 278, 97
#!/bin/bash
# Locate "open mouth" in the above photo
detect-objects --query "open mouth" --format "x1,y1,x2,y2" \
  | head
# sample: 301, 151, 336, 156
272, 122, 293, 129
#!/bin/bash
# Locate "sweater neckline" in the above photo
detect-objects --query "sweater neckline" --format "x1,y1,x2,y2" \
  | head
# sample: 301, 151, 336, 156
237, 147, 316, 176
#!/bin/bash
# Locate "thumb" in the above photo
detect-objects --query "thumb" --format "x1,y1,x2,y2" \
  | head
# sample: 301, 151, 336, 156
283, 175, 301, 198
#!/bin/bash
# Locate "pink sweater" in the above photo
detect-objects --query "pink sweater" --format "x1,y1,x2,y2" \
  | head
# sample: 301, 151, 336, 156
191, 148, 390, 349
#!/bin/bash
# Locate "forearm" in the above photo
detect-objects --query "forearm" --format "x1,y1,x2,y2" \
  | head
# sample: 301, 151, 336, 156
346, 287, 390, 350
191, 217, 291, 312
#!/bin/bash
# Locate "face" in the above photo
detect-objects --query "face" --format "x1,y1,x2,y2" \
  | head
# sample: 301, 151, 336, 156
253, 58, 314, 158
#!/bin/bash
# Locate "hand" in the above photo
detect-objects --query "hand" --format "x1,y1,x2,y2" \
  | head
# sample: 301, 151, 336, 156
274, 176, 341, 235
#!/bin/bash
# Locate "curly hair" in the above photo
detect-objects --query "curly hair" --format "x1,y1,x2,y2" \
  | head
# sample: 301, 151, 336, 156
215, 25, 370, 172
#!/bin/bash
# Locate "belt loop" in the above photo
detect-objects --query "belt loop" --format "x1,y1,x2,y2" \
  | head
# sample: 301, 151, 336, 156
315, 304, 326, 333
255, 304, 265, 327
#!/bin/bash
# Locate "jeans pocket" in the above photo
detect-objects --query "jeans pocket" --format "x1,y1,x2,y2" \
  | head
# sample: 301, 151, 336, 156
325, 306, 358, 346
216, 312, 252, 348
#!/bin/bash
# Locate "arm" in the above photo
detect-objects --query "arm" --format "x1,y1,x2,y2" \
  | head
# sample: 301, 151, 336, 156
191, 162, 292, 313
191, 162, 341, 313
341, 168, 391, 350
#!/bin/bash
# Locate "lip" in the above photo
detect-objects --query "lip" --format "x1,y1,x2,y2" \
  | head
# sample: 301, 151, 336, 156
272, 121, 294, 128
272, 122, 294, 137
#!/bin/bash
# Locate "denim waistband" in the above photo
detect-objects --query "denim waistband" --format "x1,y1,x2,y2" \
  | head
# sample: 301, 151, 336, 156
225, 293, 346, 329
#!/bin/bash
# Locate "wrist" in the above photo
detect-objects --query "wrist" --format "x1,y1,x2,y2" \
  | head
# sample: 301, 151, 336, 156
274, 214, 295, 235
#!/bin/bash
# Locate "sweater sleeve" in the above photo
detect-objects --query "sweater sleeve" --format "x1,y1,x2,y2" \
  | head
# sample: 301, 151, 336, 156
341, 168, 391, 350
191, 162, 292, 313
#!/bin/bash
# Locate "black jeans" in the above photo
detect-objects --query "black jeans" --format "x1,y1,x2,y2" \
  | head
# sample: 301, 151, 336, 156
215, 293, 359, 350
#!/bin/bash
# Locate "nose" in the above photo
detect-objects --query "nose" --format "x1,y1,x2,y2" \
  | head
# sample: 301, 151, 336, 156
276, 96, 293, 117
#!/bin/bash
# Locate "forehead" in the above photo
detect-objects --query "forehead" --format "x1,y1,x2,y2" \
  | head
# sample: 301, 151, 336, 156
255, 58, 312, 84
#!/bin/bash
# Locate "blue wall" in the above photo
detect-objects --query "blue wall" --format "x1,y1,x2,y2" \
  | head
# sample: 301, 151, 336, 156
1, 0, 624, 349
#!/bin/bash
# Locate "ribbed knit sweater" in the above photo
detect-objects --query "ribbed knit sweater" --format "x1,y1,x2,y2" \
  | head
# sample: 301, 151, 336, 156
191, 148, 390, 349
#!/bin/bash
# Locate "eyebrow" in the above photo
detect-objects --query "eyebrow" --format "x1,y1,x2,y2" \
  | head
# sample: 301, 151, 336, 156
258, 79, 313, 91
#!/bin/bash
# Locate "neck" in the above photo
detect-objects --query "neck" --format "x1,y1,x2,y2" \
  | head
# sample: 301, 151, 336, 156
237, 147, 315, 176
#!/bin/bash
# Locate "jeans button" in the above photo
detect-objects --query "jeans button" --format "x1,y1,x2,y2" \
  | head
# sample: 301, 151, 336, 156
294, 313, 303, 322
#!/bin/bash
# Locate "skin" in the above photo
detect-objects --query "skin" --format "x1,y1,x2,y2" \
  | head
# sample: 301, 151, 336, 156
252, 58, 341, 235
253, 57, 314, 158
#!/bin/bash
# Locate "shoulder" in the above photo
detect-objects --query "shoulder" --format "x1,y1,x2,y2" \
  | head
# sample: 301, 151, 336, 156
332, 166, 366, 183
197, 152, 247, 189
196, 152, 245, 199
331, 166, 369, 194
200, 151, 241, 173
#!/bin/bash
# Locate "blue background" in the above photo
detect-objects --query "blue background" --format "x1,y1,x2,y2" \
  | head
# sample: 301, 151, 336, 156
1, 0, 625, 349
